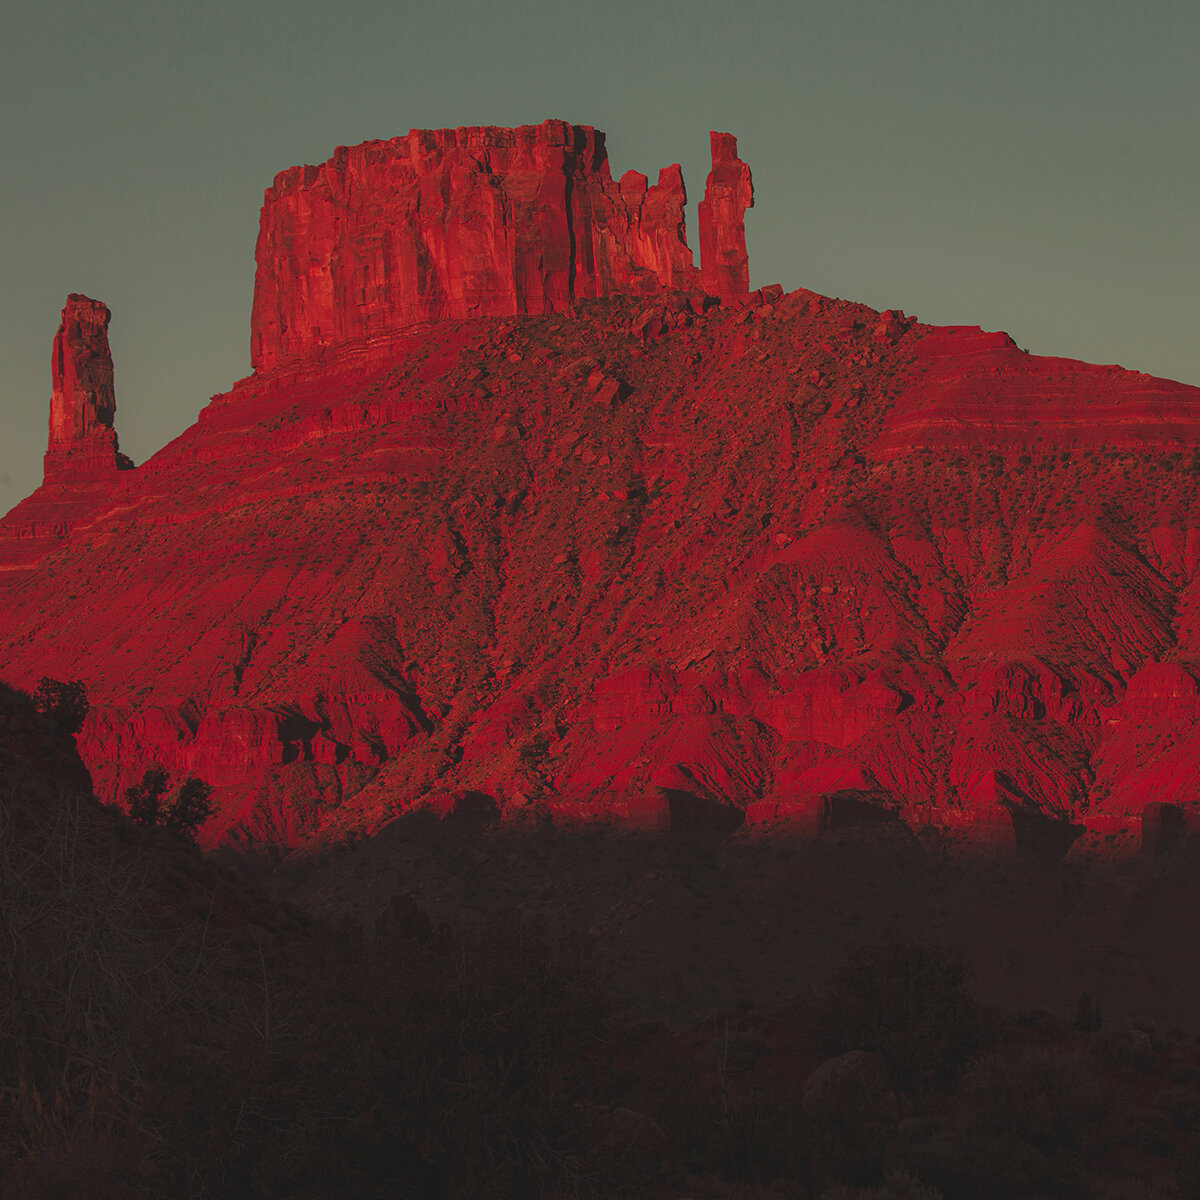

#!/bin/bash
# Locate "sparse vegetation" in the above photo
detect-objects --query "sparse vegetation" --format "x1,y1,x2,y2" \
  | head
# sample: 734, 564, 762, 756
818, 932, 986, 1091
31, 677, 88, 736
5, 792, 1199, 1199
125, 766, 215, 842
4, 679, 1199, 1199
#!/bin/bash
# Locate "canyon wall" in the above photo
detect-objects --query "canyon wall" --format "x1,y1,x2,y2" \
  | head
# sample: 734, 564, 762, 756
249, 119, 753, 371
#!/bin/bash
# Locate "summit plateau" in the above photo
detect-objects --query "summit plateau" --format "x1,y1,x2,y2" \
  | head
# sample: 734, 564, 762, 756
2, 118, 1199, 855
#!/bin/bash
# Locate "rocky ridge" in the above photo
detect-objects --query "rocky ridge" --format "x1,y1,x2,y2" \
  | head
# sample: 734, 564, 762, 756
2, 121, 1200, 853
250, 119, 752, 371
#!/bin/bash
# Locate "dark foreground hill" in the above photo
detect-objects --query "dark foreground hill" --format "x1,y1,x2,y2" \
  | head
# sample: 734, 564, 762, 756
8, 678, 1200, 1199
11, 676, 1200, 1200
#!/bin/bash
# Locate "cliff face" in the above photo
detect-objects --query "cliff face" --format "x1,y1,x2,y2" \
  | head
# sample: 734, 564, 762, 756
45, 294, 128, 481
249, 120, 752, 371
0, 295, 131, 571
698, 132, 753, 299
3, 122, 1200, 853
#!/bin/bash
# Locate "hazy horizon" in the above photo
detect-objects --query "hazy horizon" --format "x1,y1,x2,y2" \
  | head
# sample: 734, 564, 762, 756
3, 0, 1197, 512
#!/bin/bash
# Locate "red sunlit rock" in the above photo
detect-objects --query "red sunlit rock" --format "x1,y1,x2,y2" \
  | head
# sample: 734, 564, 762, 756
45, 294, 128, 481
698, 132, 753, 300
3, 124, 1200, 851
0, 296, 131, 570
250, 120, 738, 371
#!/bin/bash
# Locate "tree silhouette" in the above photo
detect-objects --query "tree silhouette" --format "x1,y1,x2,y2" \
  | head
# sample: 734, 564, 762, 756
125, 766, 169, 826
32, 676, 89, 735
125, 767, 214, 842
164, 776, 215, 839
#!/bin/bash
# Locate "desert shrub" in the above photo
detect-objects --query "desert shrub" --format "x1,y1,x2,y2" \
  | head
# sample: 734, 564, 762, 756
517, 734, 550, 768
151, 901, 621, 1200
818, 933, 985, 1092
719, 1086, 811, 1185
1156, 1082, 1200, 1132
1098, 1029, 1159, 1078
623, 1023, 721, 1175
31, 677, 88, 736
900, 1123, 1084, 1200
896, 1049, 1112, 1200
1177, 1132, 1200, 1195
124, 765, 169, 825
162, 776, 214, 838
1072, 991, 1103, 1032
1119, 1108, 1174, 1158
124, 767, 214, 842
961, 1048, 1109, 1157
634, 1028, 856, 1190
804, 1067, 897, 1189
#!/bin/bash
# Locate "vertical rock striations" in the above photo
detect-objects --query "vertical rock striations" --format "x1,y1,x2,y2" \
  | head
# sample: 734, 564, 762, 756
44, 294, 129, 482
249, 120, 755, 372
698, 132, 754, 301
8, 120, 1200, 848
0, 296, 131, 572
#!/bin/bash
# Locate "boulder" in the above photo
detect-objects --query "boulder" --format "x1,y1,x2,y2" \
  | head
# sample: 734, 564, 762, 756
801, 1050, 897, 1118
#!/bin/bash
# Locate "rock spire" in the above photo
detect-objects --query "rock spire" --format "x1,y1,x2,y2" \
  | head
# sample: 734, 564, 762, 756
698, 132, 754, 300
45, 294, 129, 481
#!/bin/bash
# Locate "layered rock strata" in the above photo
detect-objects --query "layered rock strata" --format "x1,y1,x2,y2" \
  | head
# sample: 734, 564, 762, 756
4, 124, 1200, 853
45, 294, 129, 481
0, 295, 131, 570
249, 119, 754, 371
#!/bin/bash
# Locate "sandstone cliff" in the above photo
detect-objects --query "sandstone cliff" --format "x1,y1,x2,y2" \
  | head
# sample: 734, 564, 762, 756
0, 295, 131, 570
249, 119, 752, 371
45, 294, 128, 481
2, 123, 1200, 853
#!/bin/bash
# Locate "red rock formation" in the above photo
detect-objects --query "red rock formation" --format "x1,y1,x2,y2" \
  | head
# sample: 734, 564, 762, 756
45, 294, 128, 481
5, 125, 1200, 852
698, 132, 753, 300
250, 120, 725, 371
873, 325, 1200, 457
0, 296, 131, 571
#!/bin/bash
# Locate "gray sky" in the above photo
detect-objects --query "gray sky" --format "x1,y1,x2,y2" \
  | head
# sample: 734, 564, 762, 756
2, 0, 1197, 512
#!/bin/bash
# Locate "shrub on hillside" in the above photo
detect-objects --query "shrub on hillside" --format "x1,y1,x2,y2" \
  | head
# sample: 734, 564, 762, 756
151, 900, 620, 1200
819, 1171, 942, 1200
31, 677, 88, 736
124, 765, 169, 826
818, 933, 985, 1092
898, 1048, 1112, 1199
961, 1049, 1109, 1158
125, 767, 214, 842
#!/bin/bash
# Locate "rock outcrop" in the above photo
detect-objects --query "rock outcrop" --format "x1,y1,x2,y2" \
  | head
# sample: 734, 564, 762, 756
698, 132, 753, 300
45, 294, 129, 481
0, 295, 131, 571
4, 122, 1200, 851
250, 120, 753, 372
